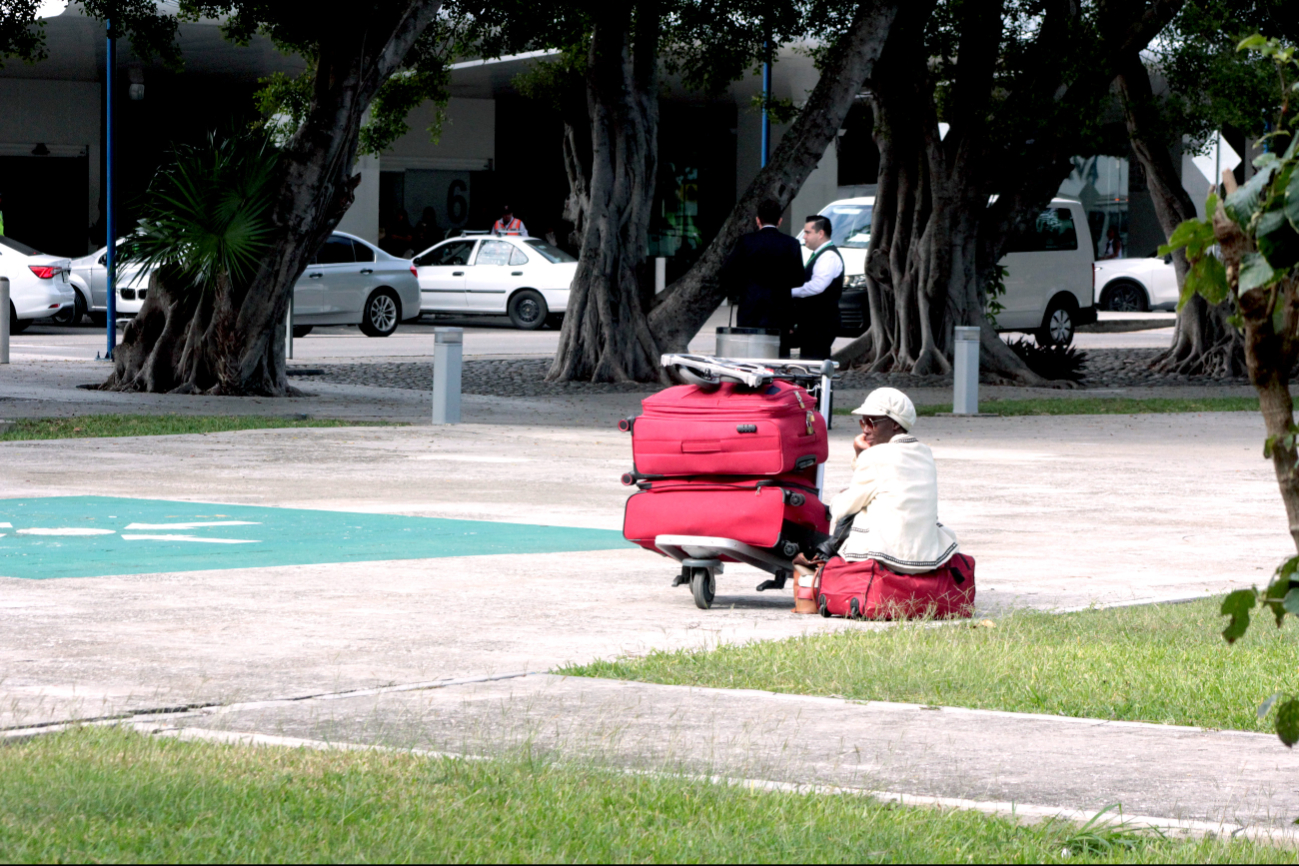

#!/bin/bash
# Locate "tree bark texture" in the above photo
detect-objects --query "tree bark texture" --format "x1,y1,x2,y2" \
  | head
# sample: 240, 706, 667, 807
644, 0, 901, 356
1115, 48, 1245, 377
547, 1, 662, 383
834, 0, 1184, 383
104, 1, 444, 395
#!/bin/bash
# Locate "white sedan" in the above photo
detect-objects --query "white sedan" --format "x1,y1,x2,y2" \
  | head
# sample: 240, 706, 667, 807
413, 235, 577, 329
0, 235, 74, 333
1094, 252, 1178, 312
69, 232, 420, 338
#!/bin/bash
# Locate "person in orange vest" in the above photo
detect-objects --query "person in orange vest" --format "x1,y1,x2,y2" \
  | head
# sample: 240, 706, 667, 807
491, 205, 528, 238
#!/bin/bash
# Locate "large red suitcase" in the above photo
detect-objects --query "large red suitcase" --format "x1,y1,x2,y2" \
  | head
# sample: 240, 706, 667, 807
813, 554, 976, 620
626, 382, 828, 477
622, 477, 830, 556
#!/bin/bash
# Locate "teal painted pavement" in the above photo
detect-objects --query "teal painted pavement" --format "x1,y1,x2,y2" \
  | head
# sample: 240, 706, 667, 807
0, 496, 629, 580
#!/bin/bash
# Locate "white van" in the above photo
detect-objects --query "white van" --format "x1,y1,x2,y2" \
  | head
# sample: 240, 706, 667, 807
810, 196, 1097, 345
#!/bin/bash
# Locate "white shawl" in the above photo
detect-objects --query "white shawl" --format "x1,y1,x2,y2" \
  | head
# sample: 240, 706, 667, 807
828, 433, 959, 573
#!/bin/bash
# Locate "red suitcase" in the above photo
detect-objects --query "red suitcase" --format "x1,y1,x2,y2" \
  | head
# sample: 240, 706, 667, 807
622, 477, 830, 557
813, 554, 976, 620
625, 382, 828, 477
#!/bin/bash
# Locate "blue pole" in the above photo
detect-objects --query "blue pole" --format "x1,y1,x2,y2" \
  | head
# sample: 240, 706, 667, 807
761, 51, 771, 168
105, 17, 116, 360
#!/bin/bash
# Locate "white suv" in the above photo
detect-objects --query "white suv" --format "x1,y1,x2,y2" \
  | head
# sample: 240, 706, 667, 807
813, 196, 1098, 346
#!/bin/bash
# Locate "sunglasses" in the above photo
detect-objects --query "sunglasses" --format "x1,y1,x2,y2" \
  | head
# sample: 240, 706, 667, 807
858, 416, 887, 429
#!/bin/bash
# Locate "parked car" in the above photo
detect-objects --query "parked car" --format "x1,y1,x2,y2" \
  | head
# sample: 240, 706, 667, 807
69, 232, 420, 338
812, 196, 1098, 346
0, 235, 74, 333
66, 241, 149, 323
1093, 252, 1178, 311
413, 235, 578, 330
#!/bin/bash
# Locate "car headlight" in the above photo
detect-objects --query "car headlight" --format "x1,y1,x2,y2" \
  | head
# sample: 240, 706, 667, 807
845, 273, 868, 289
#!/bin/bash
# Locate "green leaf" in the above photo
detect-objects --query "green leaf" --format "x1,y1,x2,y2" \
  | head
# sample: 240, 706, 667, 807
1260, 692, 1282, 719
1221, 588, 1257, 643
1285, 588, 1299, 615
1285, 168, 1299, 235
1225, 164, 1279, 227
1185, 254, 1229, 305
1239, 252, 1279, 291
1162, 218, 1215, 258
1256, 152, 1280, 170
1277, 698, 1299, 747
1238, 33, 1271, 52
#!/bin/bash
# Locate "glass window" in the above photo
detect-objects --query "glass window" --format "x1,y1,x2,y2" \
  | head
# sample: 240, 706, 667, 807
314, 235, 356, 265
0, 235, 40, 256
523, 238, 578, 263
1008, 208, 1079, 253
352, 240, 376, 263
476, 241, 513, 266
508, 246, 530, 266
415, 240, 476, 267
819, 205, 873, 249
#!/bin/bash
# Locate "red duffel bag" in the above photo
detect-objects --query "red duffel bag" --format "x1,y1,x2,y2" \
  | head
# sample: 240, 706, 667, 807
814, 554, 976, 620
622, 477, 829, 556
625, 381, 828, 477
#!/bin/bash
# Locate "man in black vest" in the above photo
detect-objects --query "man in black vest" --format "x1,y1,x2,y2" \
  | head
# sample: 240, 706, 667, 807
792, 214, 844, 360
719, 199, 806, 352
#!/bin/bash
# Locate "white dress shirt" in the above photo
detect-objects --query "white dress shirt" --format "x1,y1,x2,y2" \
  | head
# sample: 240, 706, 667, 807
792, 243, 844, 298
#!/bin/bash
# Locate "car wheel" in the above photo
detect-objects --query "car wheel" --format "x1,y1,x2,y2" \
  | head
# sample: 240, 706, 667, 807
292, 325, 313, 338
51, 291, 87, 325
9, 304, 30, 334
359, 289, 400, 337
1105, 281, 1148, 312
1036, 296, 1077, 347
508, 289, 548, 330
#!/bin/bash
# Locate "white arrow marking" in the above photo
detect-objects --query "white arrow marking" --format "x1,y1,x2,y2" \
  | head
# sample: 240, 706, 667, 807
121, 534, 259, 544
17, 528, 116, 536
123, 521, 260, 530
0, 523, 11, 528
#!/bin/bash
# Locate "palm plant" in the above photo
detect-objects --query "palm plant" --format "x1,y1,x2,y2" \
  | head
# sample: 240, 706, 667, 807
120, 131, 279, 293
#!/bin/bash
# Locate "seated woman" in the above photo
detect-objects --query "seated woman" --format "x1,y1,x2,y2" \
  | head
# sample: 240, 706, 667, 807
829, 387, 959, 574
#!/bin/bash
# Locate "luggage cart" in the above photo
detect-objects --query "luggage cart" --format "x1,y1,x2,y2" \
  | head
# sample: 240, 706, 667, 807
649, 354, 838, 609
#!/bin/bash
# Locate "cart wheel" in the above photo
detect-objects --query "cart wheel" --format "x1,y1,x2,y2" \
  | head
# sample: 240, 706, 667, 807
849, 597, 862, 620
818, 594, 830, 618
691, 567, 715, 610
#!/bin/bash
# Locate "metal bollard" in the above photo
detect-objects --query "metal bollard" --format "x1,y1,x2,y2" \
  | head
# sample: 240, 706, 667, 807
432, 326, 463, 424
0, 277, 9, 364
953, 326, 980, 415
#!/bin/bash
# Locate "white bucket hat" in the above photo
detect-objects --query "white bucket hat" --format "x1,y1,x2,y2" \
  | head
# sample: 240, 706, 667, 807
850, 387, 916, 432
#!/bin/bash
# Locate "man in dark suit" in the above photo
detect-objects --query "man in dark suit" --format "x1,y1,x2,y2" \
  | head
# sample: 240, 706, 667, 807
720, 199, 806, 352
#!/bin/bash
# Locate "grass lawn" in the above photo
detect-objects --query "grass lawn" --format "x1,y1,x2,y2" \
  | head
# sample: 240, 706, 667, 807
563, 598, 1299, 733
0, 414, 400, 442
0, 727, 1285, 863
834, 396, 1260, 417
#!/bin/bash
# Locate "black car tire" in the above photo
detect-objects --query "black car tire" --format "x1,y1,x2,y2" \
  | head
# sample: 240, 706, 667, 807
9, 304, 30, 334
508, 289, 548, 330
51, 291, 87, 325
1103, 280, 1149, 312
359, 289, 401, 337
1036, 295, 1077, 347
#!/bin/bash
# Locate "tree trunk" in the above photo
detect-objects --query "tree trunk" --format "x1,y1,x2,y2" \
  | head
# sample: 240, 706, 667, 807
1115, 49, 1246, 377
645, 0, 902, 355
547, 2, 662, 383
103, 1, 444, 395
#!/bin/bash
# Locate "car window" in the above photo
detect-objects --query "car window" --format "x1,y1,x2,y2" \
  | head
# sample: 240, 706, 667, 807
352, 239, 376, 263
476, 241, 513, 266
819, 205, 872, 249
0, 235, 40, 256
415, 240, 475, 267
523, 239, 578, 263
1007, 207, 1078, 253
314, 235, 356, 265
508, 246, 530, 266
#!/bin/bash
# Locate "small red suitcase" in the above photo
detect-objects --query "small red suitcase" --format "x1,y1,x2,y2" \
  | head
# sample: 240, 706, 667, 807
622, 477, 830, 556
814, 554, 976, 620
625, 382, 828, 477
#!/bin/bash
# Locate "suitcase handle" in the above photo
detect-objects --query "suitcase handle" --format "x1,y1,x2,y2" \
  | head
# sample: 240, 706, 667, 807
618, 417, 636, 433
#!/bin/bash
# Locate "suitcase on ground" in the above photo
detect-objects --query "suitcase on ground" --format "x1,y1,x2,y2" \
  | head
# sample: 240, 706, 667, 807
622, 477, 830, 557
624, 381, 828, 477
814, 554, 976, 620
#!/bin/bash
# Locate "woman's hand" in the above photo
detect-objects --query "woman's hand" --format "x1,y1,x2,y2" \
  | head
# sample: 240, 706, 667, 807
853, 432, 871, 456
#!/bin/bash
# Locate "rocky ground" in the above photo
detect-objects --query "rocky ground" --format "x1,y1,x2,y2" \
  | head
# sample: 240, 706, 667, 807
296, 348, 1249, 397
